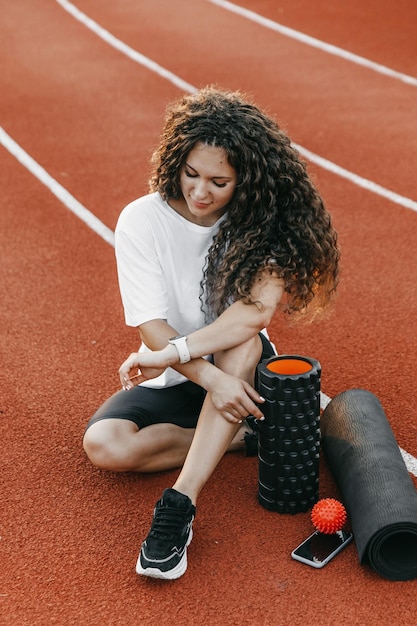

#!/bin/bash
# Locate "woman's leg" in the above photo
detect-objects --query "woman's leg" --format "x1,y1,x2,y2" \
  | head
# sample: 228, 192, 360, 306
83, 419, 196, 473
135, 334, 268, 579
83, 383, 201, 472
172, 334, 263, 503
83, 382, 251, 473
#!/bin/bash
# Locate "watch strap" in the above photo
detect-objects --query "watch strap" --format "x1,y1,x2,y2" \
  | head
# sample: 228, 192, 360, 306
168, 335, 191, 364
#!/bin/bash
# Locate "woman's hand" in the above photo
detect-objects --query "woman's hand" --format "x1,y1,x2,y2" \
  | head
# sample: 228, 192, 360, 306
119, 350, 171, 389
208, 370, 265, 424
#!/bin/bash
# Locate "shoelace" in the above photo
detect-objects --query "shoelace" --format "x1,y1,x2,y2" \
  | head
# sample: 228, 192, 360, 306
150, 504, 190, 540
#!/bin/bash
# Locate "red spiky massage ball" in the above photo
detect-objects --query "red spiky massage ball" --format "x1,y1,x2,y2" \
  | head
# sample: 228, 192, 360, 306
311, 498, 347, 534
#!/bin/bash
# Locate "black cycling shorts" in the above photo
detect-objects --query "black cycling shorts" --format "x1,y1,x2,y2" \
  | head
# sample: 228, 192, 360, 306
85, 333, 275, 432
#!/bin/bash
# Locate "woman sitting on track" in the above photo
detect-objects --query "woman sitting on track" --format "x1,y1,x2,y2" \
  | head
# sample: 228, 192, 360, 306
83, 86, 340, 580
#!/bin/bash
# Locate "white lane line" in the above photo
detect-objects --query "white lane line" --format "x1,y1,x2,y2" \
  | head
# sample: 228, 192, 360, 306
0, 127, 115, 247
2, 125, 416, 477
55, 0, 196, 94
401, 448, 417, 480
207, 0, 417, 88
55, 0, 417, 214
293, 144, 417, 214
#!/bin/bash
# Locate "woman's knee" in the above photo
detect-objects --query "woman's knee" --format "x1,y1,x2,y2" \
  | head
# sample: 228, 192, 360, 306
83, 424, 114, 469
214, 334, 262, 377
83, 420, 137, 471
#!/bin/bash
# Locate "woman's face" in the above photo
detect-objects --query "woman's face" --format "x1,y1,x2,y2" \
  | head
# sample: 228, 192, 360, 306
174, 142, 237, 226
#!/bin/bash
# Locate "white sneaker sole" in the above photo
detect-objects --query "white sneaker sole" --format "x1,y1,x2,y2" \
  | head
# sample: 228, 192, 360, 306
136, 527, 193, 580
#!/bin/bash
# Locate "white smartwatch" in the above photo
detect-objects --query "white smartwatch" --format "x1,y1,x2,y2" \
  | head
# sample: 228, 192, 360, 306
168, 335, 191, 364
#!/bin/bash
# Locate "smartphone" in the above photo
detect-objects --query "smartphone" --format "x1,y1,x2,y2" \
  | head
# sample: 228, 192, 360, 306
291, 530, 353, 568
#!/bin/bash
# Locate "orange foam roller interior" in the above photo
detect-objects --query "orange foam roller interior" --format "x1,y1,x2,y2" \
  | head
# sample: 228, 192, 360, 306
266, 358, 312, 375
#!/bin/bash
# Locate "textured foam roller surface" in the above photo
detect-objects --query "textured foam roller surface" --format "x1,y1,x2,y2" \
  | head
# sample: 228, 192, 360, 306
257, 356, 321, 514
321, 388, 417, 580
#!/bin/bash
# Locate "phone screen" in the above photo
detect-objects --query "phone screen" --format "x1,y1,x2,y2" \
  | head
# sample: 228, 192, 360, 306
291, 530, 353, 568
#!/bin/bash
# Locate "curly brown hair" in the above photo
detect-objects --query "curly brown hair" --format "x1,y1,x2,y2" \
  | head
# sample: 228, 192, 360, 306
149, 86, 340, 320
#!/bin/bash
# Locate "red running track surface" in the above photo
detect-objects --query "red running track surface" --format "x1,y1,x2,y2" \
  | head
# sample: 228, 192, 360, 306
1, 1, 417, 624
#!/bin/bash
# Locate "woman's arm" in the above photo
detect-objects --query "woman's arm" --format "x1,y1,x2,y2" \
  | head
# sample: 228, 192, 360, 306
138, 270, 283, 366
119, 271, 283, 422
121, 270, 283, 377
178, 271, 284, 360
119, 318, 267, 422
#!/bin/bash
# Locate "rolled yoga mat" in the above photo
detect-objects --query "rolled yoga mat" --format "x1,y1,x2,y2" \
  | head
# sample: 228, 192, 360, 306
321, 388, 417, 581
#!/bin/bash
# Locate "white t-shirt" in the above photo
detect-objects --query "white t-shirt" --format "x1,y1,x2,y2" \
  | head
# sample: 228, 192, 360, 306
115, 192, 225, 388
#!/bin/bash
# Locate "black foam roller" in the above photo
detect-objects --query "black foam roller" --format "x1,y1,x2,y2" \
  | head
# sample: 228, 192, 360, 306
321, 388, 417, 580
257, 356, 321, 513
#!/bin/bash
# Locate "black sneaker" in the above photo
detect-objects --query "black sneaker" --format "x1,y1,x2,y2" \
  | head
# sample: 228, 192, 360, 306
136, 488, 196, 580
243, 416, 259, 457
